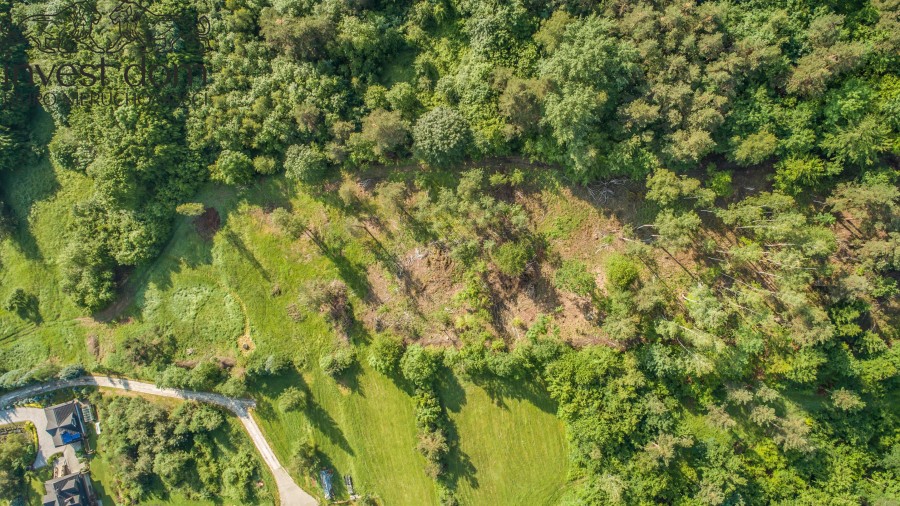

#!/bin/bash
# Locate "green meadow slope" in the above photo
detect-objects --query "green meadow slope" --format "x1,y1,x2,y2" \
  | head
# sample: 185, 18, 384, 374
1, 120, 570, 505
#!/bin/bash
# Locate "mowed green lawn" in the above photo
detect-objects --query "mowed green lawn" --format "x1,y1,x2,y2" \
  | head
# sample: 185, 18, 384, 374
251, 365, 438, 505
441, 378, 569, 506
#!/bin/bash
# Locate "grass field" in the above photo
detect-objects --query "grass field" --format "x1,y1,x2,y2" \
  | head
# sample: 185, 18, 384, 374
1, 116, 572, 505
251, 364, 438, 505
25, 466, 53, 506
122, 179, 567, 504
0, 110, 95, 373
440, 377, 570, 506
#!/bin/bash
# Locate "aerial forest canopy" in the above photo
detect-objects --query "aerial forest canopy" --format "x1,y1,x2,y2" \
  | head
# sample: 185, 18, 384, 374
0, 0, 898, 504
0, 0, 895, 310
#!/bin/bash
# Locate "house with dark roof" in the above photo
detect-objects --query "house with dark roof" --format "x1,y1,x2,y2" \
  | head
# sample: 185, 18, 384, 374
43, 401, 86, 447
41, 471, 96, 506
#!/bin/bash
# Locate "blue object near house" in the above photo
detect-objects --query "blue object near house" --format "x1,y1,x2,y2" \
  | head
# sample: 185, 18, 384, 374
44, 401, 87, 448
60, 431, 82, 444
319, 469, 334, 500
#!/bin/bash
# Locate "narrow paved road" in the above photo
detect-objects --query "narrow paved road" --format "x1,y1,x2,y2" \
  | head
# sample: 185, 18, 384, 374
0, 376, 317, 506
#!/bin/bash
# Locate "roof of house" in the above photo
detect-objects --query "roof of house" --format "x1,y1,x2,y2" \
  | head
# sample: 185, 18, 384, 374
44, 401, 84, 447
42, 472, 93, 506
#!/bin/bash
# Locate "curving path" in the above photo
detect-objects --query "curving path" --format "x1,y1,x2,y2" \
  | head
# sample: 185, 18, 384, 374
0, 376, 317, 506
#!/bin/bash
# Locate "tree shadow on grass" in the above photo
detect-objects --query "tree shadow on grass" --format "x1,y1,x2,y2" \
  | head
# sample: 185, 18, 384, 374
356, 221, 427, 300
252, 388, 282, 421
313, 450, 348, 500
0, 150, 60, 263
436, 372, 478, 492
112, 208, 220, 317
439, 368, 557, 416
401, 210, 438, 245
435, 370, 562, 496
306, 229, 374, 302
125, 175, 295, 308
335, 360, 363, 396
223, 229, 271, 282
252, 368, 355, 457
8, 292, 44, 324
306, 399, 355, 457
444, 433, 479, 494
522, 260, 564, 317
248, 176, 295, 211
438, 371, 468, 414
470, 374, 558, 415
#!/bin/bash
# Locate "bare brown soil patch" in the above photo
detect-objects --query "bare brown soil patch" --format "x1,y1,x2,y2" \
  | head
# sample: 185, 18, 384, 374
364, 245, 463, 344
195, 207, 221, 240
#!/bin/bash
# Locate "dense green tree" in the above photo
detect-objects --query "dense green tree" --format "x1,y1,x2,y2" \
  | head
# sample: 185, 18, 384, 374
774, 156, 840, 193
646, 169, 714, 209
732, 130, 778, 166
59, 241, 115, 311
492, 240, 533, 277
216, 376, 248, 398
49, 128, 92, 172
604, 253, 640, 291
189, 362, 225, 391
822, 115, 892, 167
260, 8, 335, 61
0, 431, 33, 498
386, 82, 421, 119
0, 0, 31, 174
320, 345, 355, 377
545, 347, 647, 469
222, 449, 259, 502
355, 109, 411, 161
497, 76, 546, 141
212, 150, 254, 186
786, 14, 866, 97
653, 209, 702, 252
368, 334, 404, 375
99, 396, 266, 502
153, 451, 192, 488
401, 344, 439, 388
253, 156, 278, 175
413, 107, 472, 168
285, 144, 328, 183
828, 175, 899, 235
278, 386, 308, 412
